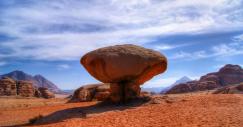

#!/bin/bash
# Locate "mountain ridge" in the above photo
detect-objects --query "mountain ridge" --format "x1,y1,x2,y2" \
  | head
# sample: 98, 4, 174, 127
166, 64, 243, 94
160, 76, 192, 93
0, 70, 62, 93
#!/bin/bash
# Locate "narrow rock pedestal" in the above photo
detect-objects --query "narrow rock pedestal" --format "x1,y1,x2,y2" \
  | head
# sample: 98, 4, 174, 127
110, 81, 141, 103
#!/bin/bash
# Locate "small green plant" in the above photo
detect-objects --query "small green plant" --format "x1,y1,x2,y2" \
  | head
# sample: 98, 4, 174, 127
29, 114, 43, 124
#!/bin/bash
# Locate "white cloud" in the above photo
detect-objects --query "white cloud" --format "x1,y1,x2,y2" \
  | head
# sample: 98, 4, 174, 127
233, 34, 243, 42
153, 43, 194, 51
170, 41, 243, 60
0, 61, 7, 66
0, 0, 242, 61
212, 43, 243, 56
58, 64, 70, 70
170, 50, 208, 60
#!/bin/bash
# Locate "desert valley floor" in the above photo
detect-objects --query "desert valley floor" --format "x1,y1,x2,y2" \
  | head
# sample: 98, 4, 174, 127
0, 94, 243, 127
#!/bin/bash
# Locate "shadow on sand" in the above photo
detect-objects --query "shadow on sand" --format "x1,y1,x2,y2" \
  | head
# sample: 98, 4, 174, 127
15, 98, 150, 126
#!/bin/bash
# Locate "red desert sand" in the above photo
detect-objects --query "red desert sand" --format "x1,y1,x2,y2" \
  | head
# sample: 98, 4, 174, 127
0, 94, 243, 127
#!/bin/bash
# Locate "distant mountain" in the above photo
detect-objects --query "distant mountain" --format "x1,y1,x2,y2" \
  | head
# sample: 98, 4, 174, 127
142, 76, 192, 93
160, 76, 192, 94
33, 75, 61, 93
166, 64, 243, 94
172, 76, 192, 86
142, 87, 166, 93
62, 89, 74, 94
0, 70, 62, 93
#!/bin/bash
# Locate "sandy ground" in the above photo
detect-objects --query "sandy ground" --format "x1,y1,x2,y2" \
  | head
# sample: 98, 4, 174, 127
0, 94, 243, 127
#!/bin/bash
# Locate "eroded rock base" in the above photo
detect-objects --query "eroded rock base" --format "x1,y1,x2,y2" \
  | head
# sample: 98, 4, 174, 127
110, 82, 141, 103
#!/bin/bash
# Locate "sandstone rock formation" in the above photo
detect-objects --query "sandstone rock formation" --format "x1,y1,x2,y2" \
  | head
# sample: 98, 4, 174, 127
166, 64, 243, 94
0, 77, 17, 96
0, 77, 54, 98
70, 83, 110, 102
236, 83, 243, 91
38, 87, 55, 99
81, 44, 167, 103
17, 80, 35, 97
34, 89, 42, 98
0, 70, 62, 93
213, 82, 243, 94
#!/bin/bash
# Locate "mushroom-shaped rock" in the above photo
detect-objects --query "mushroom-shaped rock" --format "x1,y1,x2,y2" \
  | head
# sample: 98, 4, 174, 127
81, 44, 167, 103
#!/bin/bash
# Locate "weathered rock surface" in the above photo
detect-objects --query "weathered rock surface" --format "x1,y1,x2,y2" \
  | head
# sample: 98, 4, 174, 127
70, 83, 110, 102
17, 80, 35, 97
81, 44, 167, 103
236, 83, 243, 91
0, 77, 17, 96
0, 77, 54, 98
0, 70, 62, 93
213, 82, 243, 94
167, 64, 243, 94
38, 87, 55, 99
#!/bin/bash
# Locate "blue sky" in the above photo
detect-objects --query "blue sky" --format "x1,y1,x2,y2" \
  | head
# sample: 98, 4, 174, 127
0, 0, 243, 90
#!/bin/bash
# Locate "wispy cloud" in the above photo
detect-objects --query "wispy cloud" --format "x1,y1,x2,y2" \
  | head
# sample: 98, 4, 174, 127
169, 50, 208, 60
170, 40, 243, 60
152, 42, 194, 51
0, 61, 7, 66
57, 64, 70, 70
0, 0, 242, 61
232, 33, 243, 42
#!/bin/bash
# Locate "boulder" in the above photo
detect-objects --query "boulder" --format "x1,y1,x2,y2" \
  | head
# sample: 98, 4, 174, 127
0, 77, 17, 96
70, 83, 110, 102
81, 44, 167, 103
94, 91, 110, 101
38, 87, 55, 99
17, 80, 35, 97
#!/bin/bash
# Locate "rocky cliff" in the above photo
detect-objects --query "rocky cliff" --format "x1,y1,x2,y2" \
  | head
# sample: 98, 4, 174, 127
0, 77, 55, 98
166, 64, 243, 94
0, 70, 62, 93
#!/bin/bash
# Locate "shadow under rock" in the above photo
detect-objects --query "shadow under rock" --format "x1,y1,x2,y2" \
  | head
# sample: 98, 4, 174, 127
24, 97, 150, 126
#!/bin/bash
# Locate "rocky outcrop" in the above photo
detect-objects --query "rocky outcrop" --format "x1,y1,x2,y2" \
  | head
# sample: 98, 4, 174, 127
17, 80, 35, 97
0, 77, 17, 96
0, 77, 54, 98
0, 77, 36, 97
70, 83, 110, 102
38, 87, 55, 99
160, 76, 192, 94
166, 64, 243, 94
236, 83, 243, 91
217, 65, 243, 86
213, 82, 243, 94
81, 44, 167, 103
0, 70, 62, 93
